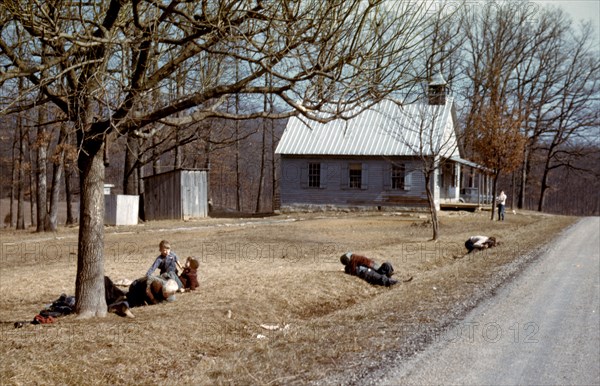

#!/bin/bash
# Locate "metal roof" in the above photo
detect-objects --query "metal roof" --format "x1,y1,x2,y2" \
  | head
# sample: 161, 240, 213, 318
275, 97, 460, 158
450, 156, 491, 171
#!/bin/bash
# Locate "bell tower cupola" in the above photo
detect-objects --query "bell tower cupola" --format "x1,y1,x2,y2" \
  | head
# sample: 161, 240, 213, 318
428, 72, 447, 105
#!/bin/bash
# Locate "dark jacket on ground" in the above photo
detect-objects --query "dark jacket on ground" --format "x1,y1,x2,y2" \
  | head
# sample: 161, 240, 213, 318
356, 266, 397, 287
105, 276, 127, 305
105, 276, 133, 317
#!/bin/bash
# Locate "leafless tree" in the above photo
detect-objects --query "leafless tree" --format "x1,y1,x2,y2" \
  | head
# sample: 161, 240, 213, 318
34, 107, 51, 231
542, 145, 600, 215
384, 81, 461, 241
382, 5, 465, 241
459, 2, 599, 216
460, 1, 536, 220
511, 7, 572, 209
535, 22, 600, 211
15, 108, 27, 230
1, 0, 440, 318
48, 123, 71, 230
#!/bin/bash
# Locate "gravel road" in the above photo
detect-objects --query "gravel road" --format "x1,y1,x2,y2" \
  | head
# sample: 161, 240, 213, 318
378, 217, 600, 386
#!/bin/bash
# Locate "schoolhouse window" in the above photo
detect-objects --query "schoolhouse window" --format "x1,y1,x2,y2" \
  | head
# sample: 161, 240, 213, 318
308, 162, 321, 188
348, 163, 362, 189
391, 164, 405, 190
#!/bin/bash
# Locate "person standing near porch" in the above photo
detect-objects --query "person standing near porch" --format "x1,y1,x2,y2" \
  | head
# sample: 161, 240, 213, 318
496, 190, 507, 221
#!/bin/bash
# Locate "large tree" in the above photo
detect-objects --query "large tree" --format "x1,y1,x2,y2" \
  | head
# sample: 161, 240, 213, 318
1, 0, 439, 318
470, 103, 526, 219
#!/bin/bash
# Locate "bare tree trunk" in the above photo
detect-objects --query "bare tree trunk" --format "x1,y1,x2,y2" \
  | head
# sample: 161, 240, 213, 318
255, 75, 271, 214
255, 127, 265, 214
137, 161, 144, 195
232, 56, 242, 212
36, 108, 49, 232
48, 125, 67, 231
271, 119, 277, 212
235, 122, 241, 212
9, 127, 18, 228
510, 171, 516, 210
16, 120, 26, 230
424, 171, 439, 241
48, 161, 63, 231
65, 165, 75, 226
271, 126, 279, 211
233, 83, 242, 212
103, 135, 110, 167
518, 163, 526, 209
28, 131, 36, 228
137, 159, 145, 221
172, 69, 185, 171
267, 74, 276, 213
152, 135, 160, 175
29, 170, 36, 226
518, 147, 529, 209
75, 134, 107, 318
203, 140, 211, 213
174, 129, 182, 170
538, 158, 551, 212
123, 133, 139, 195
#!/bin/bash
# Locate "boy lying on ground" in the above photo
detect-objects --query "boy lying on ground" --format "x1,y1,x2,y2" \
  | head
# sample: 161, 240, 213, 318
464, 235, 498, 253
340, 252, 398, 287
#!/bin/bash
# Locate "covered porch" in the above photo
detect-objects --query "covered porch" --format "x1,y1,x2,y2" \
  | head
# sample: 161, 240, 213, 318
438, 157, 492, 209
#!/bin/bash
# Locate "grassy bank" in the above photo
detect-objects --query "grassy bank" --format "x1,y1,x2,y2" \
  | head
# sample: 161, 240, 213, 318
0, 210, 577, 385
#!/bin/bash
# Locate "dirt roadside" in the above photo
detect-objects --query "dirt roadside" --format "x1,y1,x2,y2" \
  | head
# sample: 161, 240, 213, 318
371, 217, 599, 386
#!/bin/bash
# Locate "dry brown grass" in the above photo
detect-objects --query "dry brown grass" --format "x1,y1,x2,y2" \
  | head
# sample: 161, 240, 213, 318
0, 209, 576, 385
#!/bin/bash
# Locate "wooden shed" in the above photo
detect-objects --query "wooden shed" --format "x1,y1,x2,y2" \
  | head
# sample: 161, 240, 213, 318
143, 169, 208, 220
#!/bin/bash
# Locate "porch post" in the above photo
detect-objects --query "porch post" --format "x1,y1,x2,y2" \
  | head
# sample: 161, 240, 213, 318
486, 174, 491, 203
433, 157, 440, 210
455, 163, 461, 201
477, 171, 481, 205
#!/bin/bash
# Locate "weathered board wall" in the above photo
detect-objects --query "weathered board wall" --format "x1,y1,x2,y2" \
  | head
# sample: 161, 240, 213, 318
180, 170, 208, 219
143, 169, 208, 220
279, 156, 428, 208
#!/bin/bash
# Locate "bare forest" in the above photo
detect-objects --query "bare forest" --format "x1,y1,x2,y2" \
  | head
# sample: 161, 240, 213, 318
1, 0, 598, 321
0, 115, 288, 220
1, 1, 597, 229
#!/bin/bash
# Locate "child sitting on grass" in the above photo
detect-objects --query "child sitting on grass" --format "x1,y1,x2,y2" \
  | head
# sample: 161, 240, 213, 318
179, 257, 200, 291
146, 239, 184, 289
